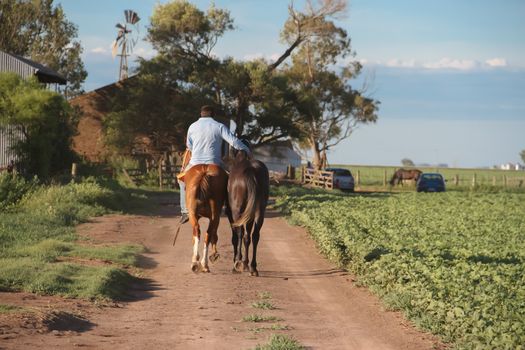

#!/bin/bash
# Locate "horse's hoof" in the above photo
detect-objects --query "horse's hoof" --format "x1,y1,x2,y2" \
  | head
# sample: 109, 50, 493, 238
250, 270, 259, 277
234, 260, 245, 272
232, 268, 241, 274
201, 266, 210, 273
209, 252, 220, 264
191, 262, 202, 273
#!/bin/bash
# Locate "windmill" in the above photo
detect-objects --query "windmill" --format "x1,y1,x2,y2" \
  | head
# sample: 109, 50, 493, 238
112, 10, 140, 81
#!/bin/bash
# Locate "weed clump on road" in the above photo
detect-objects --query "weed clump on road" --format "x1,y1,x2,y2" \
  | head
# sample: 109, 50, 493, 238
253, 334, 304, 350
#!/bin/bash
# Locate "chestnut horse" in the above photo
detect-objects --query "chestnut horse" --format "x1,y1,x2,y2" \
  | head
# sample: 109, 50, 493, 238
226, 150, 269, 277
184, 164, 228, 273
390, 168, 422, 186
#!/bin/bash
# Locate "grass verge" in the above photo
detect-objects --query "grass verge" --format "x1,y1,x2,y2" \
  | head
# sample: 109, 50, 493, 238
0, 178, 146, 300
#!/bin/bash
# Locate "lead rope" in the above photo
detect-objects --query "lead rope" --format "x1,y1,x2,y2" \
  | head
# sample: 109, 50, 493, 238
172, 223, 182, 246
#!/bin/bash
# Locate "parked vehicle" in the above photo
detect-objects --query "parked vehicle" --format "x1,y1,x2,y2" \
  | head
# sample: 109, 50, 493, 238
416, 173, 446, 192
325, 167, 355, 192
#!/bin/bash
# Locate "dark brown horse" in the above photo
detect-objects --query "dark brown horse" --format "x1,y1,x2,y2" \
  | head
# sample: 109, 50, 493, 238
390, 168, 422, 186
226, 150, 269, 277
184, 164, 228, 273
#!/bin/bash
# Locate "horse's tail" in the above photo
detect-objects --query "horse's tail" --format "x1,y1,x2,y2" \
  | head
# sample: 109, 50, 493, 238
389, 172, 398, 186
232, 170, 257, 228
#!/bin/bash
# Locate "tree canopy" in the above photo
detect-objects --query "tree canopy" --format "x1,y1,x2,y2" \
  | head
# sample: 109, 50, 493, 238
401, 158, 415, 167
0, 0, 87, 97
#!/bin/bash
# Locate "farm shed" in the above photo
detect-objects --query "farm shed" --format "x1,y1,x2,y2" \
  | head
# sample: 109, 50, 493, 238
252, 140, 301, 173
0, 49, 67, 169
0, 49, 66, 85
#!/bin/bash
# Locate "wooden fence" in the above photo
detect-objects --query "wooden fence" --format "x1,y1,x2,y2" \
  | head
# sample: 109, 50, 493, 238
300, 166, 525, 191
301, 168, 334, 189
123, 164, 180, 188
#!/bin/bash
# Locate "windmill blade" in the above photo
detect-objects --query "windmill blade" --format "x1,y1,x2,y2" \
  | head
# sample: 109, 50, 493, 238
116, 23, 125, 30
125, 10, 140, 25
111, 40, 118, 58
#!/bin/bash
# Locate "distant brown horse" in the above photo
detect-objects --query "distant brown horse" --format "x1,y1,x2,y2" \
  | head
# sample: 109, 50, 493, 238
226, 150, 269, 277
390, 168, 422, 186
184, 164, 228, 273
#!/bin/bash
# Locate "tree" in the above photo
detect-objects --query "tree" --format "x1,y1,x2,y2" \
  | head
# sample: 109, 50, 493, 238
278, 0, 378, 169
520, 149, 525, 164
401, 158, 415, 167
0, 73, 78, 178
0, 0, 87, 97
107, 0, 301, 155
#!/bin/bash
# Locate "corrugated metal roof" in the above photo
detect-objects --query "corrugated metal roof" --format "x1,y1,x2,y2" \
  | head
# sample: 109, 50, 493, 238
0, 49, 67, 84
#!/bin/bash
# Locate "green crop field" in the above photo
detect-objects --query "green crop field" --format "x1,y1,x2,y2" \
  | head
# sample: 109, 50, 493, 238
274, 186, 525, 349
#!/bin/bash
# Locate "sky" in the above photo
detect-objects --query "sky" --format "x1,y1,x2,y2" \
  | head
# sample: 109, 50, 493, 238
58, 0, 525, 168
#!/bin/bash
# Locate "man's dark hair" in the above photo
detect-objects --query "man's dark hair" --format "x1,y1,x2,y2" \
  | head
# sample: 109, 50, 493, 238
200, 105, 215, 116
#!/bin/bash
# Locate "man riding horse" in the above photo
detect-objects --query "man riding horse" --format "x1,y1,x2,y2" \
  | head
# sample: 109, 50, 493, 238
177, 105, 250, 273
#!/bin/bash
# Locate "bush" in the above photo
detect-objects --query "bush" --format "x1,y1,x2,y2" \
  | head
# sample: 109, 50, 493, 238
0, 173, 38, 209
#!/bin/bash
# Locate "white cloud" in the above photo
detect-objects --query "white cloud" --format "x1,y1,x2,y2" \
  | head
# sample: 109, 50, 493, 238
385, 58, 417, 68
485, 57, 507, 67
422, 58, 479, 70
134, 47, 156, 59
243, 52, 281, 62
360, 57, 511, 71
90, 47, 108, 54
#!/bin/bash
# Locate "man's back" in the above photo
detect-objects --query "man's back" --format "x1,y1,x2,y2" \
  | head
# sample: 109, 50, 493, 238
187, 117, 247, 166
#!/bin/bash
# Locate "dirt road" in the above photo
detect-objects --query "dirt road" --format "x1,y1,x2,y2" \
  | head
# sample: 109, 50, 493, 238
1, 193, 443, 349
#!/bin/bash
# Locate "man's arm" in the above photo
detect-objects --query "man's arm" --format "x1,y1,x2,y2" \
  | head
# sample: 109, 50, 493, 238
186, 128, 193, 151
219, 124, 251, 153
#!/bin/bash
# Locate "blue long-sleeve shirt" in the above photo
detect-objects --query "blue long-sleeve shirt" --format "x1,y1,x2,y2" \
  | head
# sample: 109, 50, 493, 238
186, 117, 249, 166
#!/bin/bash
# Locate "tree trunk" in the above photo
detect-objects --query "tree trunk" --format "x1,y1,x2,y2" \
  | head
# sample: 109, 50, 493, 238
311, 140, 322, 170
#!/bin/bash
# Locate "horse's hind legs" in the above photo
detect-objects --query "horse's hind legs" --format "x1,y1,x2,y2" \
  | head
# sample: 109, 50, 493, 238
249, 218, 263, 277
232, 226, 245, 273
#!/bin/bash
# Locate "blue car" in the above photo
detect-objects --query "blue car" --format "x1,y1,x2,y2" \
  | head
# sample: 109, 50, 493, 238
416, 173, 446, 192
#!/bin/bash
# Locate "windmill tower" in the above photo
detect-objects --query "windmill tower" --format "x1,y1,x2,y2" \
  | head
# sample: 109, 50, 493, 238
112, 10, 140, 81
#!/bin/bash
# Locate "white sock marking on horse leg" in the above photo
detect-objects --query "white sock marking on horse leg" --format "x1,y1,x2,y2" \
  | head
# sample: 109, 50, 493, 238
201, 243, 209, 268
192, 237, 200, 262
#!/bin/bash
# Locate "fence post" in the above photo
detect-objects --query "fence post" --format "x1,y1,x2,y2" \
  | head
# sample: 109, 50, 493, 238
159, 160, 163, 189
356, 170, 360, 187
301, 167, 305, 184
383, 169, 387, 188
472, 173, 477, 187
286, 164, 295, 180
492, 176, 496, 186
71, 163, 77, 181
454, 174, 459, 186
503, 175, 507, 187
